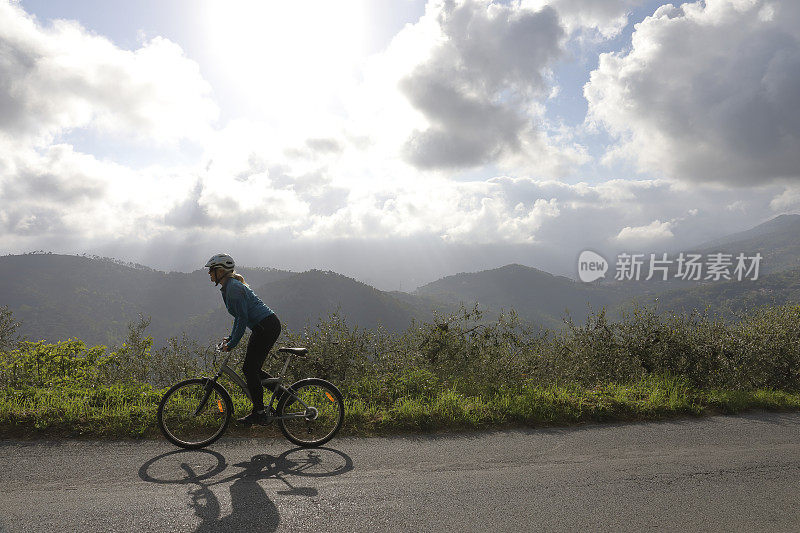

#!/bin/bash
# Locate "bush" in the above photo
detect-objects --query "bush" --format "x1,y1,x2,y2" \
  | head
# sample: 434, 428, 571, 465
0, 305, 21, 353
0, 339, 106, 387
3, 302, 800, 396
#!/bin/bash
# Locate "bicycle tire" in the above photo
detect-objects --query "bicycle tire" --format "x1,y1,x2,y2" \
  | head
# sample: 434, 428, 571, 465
277, 378, 344, 448
157, 378, 232, 449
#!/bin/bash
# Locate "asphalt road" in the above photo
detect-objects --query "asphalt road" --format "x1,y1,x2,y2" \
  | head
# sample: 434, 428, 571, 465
1, 412, 799, 532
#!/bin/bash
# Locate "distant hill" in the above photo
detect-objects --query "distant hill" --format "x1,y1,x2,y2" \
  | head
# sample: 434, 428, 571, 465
414, 264, 646, 329
604, 214, 800, 318
620, 266, 800, 319
692, 214, 800, 275
177, 269, 436, 338
0, 254, 291, 346
0, 254, 437, 346
2, 213, 799, 345
584, 215, 800, 293
410, 214, 800, 326
256, 270, 431, 331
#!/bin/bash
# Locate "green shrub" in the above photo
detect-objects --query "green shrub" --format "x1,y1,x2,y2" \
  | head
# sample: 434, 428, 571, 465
3, 302, 800, 399
0, 339, 107, 387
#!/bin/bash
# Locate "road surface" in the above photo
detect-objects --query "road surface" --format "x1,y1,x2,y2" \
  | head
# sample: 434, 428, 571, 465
1, 412, 799, 532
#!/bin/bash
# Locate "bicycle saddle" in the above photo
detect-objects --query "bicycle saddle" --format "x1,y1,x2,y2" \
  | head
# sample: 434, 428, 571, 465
277, 347, 308, 356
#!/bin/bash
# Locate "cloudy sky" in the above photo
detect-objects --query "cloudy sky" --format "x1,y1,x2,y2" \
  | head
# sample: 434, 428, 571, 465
1, 0, 798, 289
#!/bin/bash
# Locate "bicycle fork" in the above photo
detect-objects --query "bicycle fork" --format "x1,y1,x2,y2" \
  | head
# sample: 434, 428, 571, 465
193, 378, 218, 417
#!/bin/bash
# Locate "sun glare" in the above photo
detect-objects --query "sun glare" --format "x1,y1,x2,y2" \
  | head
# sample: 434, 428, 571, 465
202, 0, 367, 122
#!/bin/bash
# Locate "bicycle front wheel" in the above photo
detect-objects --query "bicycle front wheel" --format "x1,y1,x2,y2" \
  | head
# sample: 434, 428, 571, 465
277, 378, 344, 448
157, 378, 232, 449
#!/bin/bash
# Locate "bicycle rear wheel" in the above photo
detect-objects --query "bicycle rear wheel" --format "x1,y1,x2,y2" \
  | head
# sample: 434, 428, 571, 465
277, 378, 344, 448
157, 378, 232, 449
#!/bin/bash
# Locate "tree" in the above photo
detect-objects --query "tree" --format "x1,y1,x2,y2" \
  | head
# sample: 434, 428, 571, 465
0, 306, 21, 353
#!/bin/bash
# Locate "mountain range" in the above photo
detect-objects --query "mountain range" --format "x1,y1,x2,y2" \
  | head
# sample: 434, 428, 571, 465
2, 214, 799, 346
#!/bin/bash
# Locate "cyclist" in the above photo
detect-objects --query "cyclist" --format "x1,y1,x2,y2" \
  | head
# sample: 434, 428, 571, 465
205, 253, 281, 425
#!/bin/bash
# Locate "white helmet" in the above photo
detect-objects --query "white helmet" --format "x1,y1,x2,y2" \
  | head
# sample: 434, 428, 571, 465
204, 253, 235, 272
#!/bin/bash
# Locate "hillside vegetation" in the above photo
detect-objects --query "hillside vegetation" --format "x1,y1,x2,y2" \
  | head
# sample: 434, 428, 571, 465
2, 301, 799, 439
0, 254, 448, 346
618, 266, 800, 320
415, 263, 647, 329
5, 210, 800, 349
0, 253, 295, 346
694, 214, 800, 275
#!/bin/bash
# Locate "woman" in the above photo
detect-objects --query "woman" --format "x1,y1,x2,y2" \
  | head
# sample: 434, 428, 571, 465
205, 253, 281, 425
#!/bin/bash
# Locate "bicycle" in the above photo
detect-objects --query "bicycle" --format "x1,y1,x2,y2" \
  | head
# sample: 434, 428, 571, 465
157, 343, 344, 449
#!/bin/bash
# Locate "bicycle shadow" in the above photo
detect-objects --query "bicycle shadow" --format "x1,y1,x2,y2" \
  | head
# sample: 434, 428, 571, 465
138, 447, 353, 533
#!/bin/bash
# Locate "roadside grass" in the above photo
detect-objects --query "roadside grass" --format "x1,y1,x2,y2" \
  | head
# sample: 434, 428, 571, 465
3, 374, 800, 440
4, 304, 800, 440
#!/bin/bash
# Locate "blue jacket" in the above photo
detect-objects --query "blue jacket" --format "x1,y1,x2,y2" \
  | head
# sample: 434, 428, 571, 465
220, 278, 274, 348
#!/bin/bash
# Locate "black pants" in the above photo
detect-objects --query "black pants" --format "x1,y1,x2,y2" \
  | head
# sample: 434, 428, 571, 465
243, 314, 281, 412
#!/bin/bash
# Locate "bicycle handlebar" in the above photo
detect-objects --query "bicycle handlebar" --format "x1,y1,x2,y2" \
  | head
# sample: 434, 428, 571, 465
213, 341, 235, 369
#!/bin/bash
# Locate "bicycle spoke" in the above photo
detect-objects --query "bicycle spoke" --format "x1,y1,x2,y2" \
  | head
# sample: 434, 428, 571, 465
278, 379, 343, 448
158, 379, 231, 449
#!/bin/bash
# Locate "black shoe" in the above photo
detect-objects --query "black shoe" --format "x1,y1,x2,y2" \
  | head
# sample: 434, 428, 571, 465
237, 410, 271, 426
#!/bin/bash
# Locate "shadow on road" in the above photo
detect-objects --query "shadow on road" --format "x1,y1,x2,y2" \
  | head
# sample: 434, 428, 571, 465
138, 447, 353, 532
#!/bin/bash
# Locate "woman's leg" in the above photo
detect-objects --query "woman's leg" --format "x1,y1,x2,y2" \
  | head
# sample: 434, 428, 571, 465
242, 315, 281, 413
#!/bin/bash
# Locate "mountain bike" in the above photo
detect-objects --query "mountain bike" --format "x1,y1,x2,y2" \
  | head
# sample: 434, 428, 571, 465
157, 343, 344, 449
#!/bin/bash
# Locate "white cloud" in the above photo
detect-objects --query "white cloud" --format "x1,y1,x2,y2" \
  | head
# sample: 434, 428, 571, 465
614, 219, 674, 244
399, 0, 562, 168
3, 0, 797, 292
0, 0, 218, 146
442, 197, 561, 243
357, 0, 591, 176
769, 185, 800, 212
524, 0, 645, 38
585, 0, 800, 185
726, 200, 746, 212
2, 126, 790, 287
0, 139, 192, 239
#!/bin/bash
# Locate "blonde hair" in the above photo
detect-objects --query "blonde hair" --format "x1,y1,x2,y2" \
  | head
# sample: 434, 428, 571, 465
231, 271, 248, 286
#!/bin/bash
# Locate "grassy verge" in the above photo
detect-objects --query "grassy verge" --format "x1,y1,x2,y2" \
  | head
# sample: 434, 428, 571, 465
2, 375, 799, 440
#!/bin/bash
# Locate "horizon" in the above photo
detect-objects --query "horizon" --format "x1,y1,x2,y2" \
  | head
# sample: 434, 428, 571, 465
4, 249, 572, 292
8, 200, 787, 293
2, 1, 799, 290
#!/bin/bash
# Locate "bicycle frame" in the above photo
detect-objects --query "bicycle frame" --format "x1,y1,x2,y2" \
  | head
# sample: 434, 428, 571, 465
208, 348, 313, 421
